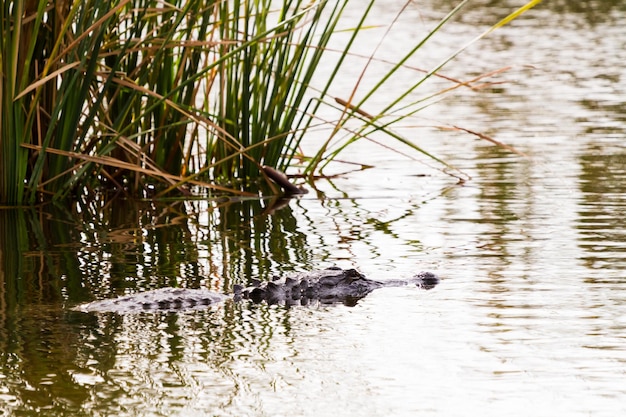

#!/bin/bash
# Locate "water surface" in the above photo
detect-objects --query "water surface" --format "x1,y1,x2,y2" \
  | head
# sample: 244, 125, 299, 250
1, 1, 626, 416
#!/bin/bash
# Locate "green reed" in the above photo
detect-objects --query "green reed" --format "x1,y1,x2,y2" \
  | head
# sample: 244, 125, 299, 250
0, 0, 542, 204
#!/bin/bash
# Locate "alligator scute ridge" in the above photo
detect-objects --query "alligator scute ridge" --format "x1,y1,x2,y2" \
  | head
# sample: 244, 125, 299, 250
73, 267, 439, 313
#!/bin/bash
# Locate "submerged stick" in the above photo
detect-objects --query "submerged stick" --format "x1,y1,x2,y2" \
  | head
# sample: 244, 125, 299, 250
262, 166, 307, 195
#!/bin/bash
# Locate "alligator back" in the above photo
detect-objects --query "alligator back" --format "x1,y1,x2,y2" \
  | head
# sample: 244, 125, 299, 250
73, 287, 228, 313
235, 267, 384, 306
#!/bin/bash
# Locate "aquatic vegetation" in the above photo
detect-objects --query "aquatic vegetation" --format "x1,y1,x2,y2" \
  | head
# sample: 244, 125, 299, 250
0, 0, 542, 204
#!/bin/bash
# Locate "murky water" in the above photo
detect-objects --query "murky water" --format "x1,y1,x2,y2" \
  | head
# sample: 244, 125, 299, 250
2, 1, 626, 416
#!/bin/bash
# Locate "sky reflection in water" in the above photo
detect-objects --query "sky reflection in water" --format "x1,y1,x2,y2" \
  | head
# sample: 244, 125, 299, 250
2, 1, 626, 416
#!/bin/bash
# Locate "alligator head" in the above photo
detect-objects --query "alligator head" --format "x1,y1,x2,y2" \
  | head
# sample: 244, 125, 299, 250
234, 267, 439, 307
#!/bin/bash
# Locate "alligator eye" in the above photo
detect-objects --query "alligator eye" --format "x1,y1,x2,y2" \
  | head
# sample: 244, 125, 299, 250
344, 269, 364, 280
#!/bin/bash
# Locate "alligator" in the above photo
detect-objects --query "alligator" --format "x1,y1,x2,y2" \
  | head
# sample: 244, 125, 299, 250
73, 267, 439, 313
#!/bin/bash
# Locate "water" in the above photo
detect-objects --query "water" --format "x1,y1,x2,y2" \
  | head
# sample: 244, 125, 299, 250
2, 1, 626, 416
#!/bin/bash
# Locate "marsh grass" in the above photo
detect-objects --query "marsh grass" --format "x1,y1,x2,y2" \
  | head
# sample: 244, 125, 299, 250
0, 0, 542, 204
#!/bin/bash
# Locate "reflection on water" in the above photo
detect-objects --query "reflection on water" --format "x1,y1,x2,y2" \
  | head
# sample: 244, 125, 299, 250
578, 147, 626, 270
2, 1, 626, 416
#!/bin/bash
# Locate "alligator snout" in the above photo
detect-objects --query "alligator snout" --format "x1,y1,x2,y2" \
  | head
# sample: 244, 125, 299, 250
415, 271, 440, 289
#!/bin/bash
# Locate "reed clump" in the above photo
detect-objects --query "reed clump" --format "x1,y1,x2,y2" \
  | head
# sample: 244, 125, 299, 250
0, 0, 542, 204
